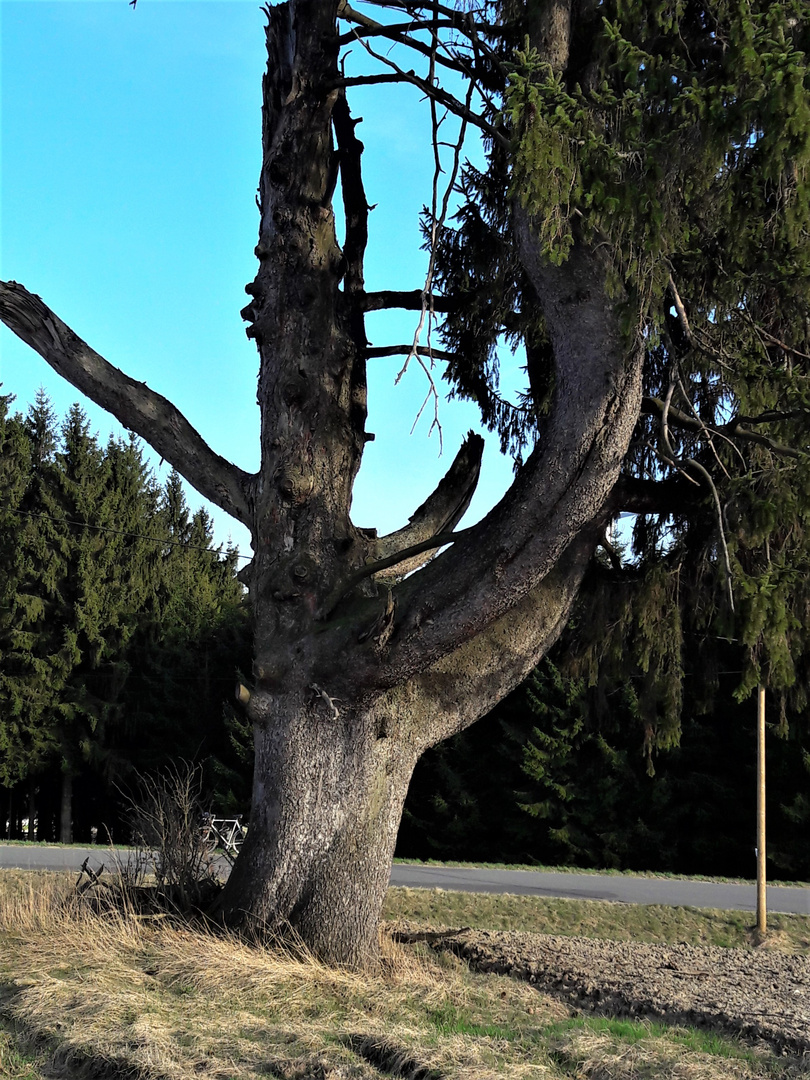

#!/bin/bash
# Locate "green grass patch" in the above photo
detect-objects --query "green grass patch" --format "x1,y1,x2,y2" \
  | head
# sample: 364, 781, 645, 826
0, 1018, 50, 1080
383, 886, 810, 952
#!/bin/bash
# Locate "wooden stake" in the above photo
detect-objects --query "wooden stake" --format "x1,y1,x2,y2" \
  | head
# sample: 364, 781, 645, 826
757, 684, 767, 936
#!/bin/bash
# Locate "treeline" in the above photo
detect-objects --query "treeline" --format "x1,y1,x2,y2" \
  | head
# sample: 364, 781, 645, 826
0, 391, 251, 842
401, 630, 810, 882
3, 394, 810, 880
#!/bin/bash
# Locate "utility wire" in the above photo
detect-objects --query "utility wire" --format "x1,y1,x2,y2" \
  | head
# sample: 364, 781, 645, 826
4, 506, 252, 562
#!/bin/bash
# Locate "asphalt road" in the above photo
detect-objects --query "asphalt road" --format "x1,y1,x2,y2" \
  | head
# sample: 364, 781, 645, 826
1, 845, 808, 916
388, 862, 810, 915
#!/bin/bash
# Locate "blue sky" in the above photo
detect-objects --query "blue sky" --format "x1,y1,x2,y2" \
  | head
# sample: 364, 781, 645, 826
1, 0, 520, 558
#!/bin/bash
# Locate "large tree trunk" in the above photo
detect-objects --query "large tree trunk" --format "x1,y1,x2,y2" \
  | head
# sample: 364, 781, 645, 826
0, 0, 644, 968
222, 690, 419, 968
220, 531, 596, 967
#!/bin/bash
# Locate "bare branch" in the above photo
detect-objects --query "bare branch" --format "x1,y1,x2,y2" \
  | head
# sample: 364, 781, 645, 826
667, 273, 694, 348
342, 72, 410, 86
339, 1, 472, 76
395, 44, 477, 446
337, 0, 506, 81
658, 369, 734, 611
333, 92, 369, 352
339, 34, 508, 147
360, 289, 453, 312
371, 428, 483, 564
360, 0, 513, 41
0, 280, 254, 528
338, 18, 459, 44
642, 396, 803, 459
366, 344, 454, 360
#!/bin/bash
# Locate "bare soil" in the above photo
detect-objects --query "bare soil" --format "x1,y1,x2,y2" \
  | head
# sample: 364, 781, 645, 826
392, 925, 810, 1057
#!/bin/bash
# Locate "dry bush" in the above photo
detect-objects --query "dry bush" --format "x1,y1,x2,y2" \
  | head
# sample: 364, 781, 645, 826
122, 761, 221, 910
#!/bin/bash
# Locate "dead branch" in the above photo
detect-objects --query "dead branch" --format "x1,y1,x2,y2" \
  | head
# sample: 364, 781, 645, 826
342, 32, 507, 148
367, 344, 455, 360
0, 280, 254, 527
360, 289, 453, 312
667, 273, 694, 348
333, 92, 370, 352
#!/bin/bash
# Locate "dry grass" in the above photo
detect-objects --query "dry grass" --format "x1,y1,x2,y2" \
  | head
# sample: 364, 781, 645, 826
1, 870, 807, 1080
383, 887, 810, 953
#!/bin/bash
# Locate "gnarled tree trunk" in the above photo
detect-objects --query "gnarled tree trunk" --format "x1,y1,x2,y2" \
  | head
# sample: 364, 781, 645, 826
0, 0, 644, 968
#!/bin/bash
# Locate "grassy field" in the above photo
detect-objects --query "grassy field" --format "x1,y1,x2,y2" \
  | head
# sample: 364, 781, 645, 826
1, 869, 808, 1080
384, 886, 810, 951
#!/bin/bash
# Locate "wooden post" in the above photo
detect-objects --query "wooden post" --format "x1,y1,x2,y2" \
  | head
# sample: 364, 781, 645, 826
757, 684, 767, 936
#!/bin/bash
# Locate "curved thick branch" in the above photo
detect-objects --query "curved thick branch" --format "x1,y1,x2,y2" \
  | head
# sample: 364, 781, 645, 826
376, 530, 594, 752
368, 216, 645, 688
0, 280, 254, 528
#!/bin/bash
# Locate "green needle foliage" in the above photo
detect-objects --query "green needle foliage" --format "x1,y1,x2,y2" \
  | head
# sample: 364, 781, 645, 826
0, 393, 250, 841
431, 0, 810, 748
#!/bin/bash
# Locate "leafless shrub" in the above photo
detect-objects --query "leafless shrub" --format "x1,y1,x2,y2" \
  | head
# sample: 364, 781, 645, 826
124, 760, 221, 910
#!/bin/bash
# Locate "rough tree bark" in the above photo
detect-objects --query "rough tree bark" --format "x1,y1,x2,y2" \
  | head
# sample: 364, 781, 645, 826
0, 0, 644, 967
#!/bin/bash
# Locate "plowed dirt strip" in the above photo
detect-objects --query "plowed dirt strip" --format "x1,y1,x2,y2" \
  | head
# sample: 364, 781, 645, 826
396, 927, 810, 1056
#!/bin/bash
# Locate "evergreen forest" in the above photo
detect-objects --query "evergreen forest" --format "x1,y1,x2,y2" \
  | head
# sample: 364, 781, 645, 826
0, 390, 251, 843
2, 392, 810, 881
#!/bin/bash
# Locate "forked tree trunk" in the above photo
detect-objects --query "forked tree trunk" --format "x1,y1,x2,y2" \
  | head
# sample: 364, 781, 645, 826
0, 0, 645, 970
219, 536, 598, 967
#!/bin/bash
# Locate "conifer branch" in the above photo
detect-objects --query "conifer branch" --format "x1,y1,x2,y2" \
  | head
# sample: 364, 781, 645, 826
641, 397, 803, 460
659, 375, 735, 612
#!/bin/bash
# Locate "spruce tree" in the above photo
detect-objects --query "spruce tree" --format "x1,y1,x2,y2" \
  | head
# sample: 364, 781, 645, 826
0, 392, 55, 791
115, 470, 250, 781
2, 0, 808, 963
0, 392, 66, 797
